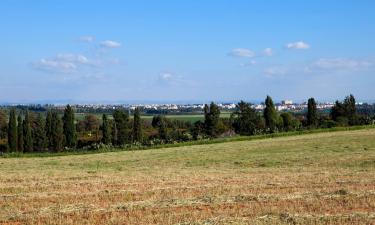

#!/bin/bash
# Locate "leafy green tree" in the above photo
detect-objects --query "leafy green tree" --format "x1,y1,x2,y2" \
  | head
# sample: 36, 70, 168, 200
132, 108, 142, 142
62, 105, 77, 148
307, 98, 318, 128
280, 112, 300, 131
101, 114, 112, 144
112, 109, 130, 145
51, 112, 64, 152
7, 108, 17, 152
331, 94, 358, 126
232, 101, 264, 135
17, 115, 24, 152
23, 111, 33, 152
45, 111, 53, 148
33, 113, 47, 151
203, 102, 221, 137
263, 95, 278, 132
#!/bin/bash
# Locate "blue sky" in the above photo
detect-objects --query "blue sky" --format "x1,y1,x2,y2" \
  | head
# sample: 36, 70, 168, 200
0, 0, 374, 103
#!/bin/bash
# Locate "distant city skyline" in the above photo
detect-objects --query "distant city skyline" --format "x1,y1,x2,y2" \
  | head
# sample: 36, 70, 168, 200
1, 1, 375, 102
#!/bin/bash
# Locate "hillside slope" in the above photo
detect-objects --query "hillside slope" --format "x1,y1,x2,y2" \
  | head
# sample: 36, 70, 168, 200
1, 129, 375, 224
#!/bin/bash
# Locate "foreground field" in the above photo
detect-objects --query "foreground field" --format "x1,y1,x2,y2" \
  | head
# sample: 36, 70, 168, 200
1, 129, 375, 224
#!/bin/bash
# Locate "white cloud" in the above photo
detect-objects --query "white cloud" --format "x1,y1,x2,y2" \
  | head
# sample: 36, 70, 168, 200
263, 48, 273, 56
79, 36, 94, 42
100, 40, 122, 48
286, 41, 310, 50
228, 48, 255, 58
159, 72, 173, 81
33, 53, 100, 73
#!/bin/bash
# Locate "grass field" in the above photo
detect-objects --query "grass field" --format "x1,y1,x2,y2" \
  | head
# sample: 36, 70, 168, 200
74, 112, 232, 123
1, 129, 375, 224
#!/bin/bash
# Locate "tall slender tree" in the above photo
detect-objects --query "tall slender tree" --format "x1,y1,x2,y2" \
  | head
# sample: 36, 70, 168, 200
23, 111, 33, 152
307, 98, 318, 127
132, 108, 142, 143
17, 115, 24, 152
33, 113, 47, 151
51, 112, 64, 152
263, 95, 278, 132
203, 102, 221, 137
62, 105, 76, 148
45, 111, 53, 149
101, 114, 111, 144
112, 109, 130, 145
7, 108, 18, 152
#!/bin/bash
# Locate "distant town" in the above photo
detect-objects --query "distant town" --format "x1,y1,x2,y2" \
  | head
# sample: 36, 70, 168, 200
1, 100, 372, 115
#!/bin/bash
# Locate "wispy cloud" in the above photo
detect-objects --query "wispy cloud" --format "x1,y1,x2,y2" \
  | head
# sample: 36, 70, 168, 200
240, 60, 257, 67
228, 48, 255, 58
100, 40, 122, 48
79, 36, 95, 42
263, 48, 273, 56
309, 58, 373, 71
33, 58, 77, 73
286, 41, 310, 50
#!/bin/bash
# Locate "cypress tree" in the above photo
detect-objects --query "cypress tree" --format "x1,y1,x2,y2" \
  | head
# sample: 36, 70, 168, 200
112, 109, 130, 145
7, 108, 17, 152
263, 95, 278, 132
307, 98, 318, 127
203, 102, 221, 137
33, 113, 47, 151
23, 111, 33, 152
45, 111, 53, 148
101, 114, 111, 144
17, 115, 24, 153
132, 108, 142, 143
63, 105, 77, 148
51, 112, 64, 152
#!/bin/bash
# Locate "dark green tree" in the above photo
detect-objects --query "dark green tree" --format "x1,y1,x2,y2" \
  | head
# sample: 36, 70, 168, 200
203, 102, 221, 137
51, 112, 64, 152
23, 111, 33, 152
62, 105, 77, 148
345, 94, 357, 125
280, 112, 300, 131
132, 108, 142, 143
152, 115, 168, 140
307, 98, 318, 127
263, 95, 278, 132
232, 101, 264, 135
112, 109, 130, 145
45, 111, 53, 148
33, 113, 47, 151
331, 94, 358, 126
0, 111, 7, 139
101, 114, 111, 144
17, 115, 24, 152
7, 108, 17, 152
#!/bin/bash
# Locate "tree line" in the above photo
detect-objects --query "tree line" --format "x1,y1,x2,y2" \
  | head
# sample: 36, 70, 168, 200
0, 94, 373, 153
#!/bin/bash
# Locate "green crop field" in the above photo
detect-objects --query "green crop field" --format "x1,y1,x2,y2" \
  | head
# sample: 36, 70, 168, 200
74, 112, 232, 123
1, 128, 375, 224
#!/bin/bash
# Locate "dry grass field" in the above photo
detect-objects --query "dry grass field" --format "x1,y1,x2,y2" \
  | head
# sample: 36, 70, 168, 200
1, 129, 375, 224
